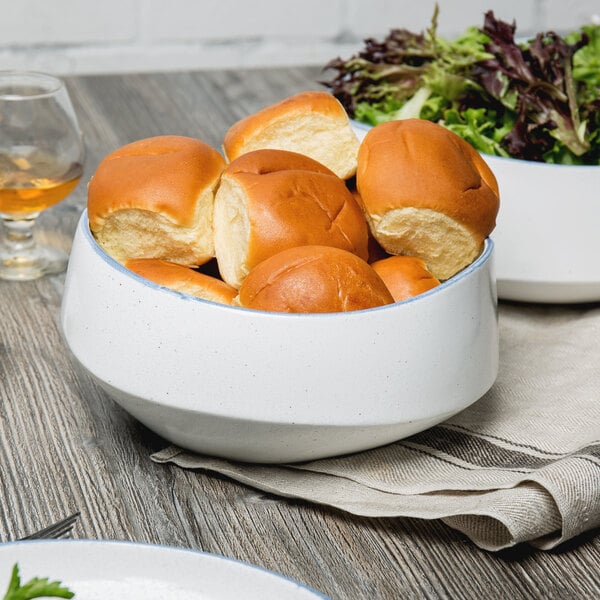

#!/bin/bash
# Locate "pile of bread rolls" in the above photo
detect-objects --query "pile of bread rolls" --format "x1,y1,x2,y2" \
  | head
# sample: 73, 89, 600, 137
87, 91, 499, 314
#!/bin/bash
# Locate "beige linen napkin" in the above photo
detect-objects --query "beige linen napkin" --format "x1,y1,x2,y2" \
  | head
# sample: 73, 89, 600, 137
152, 302, 600, 551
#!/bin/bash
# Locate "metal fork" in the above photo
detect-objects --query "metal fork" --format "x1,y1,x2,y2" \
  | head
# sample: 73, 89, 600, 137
18, 512, 80, 541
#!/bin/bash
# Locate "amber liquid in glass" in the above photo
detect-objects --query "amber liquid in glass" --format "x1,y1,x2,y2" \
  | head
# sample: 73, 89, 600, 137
0, 149, 83, 217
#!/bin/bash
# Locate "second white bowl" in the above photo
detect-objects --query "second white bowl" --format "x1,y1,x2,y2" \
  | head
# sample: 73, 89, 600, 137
484, 155, 600, 303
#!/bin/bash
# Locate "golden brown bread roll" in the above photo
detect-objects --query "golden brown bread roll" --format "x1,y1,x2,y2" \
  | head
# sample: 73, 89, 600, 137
357, 119, 500, 280
237, 245, 394, 313
213, 149, 369, 289
88, 135, 226, 266
351, 190, 390, 263
125, 258, 237, 305
371, 255, 440, 302
222, 91, 360, 179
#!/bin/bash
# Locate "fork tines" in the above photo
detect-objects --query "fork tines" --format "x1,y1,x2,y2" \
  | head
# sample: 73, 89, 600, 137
19, 512, 81, 541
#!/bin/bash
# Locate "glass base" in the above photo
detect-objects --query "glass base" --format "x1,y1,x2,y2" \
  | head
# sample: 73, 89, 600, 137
0, 242, 68, 281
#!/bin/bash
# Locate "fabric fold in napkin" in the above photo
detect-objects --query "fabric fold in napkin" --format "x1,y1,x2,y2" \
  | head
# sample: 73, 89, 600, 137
152, 303, 600, 551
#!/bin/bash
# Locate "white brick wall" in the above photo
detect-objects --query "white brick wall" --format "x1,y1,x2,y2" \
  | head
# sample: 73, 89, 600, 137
0, 0, 598, 76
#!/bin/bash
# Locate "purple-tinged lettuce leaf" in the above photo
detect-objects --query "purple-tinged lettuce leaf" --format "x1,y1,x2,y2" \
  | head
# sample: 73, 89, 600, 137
475, 11, 590, 160
321, 7, 599, 164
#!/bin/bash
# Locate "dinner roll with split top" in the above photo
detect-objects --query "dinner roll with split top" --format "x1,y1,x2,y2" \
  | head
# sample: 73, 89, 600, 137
88, 135, 225, 266
357, 119, 500, 280
371, 255, 440, 302
125, 258, 237, 305
222, 91, 360, 179
238, 245, 394, 313
214, 149, 369, 289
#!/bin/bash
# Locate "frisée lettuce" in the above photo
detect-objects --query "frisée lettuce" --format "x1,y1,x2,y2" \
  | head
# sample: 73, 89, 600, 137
322, 7, 600, 165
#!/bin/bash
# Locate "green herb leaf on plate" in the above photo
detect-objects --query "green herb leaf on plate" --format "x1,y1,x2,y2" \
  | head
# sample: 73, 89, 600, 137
3, 564, 74, 600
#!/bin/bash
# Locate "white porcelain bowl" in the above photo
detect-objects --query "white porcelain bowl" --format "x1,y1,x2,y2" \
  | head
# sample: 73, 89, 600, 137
351, 120, 600, 304
483, 156, 600, 303
60, 211, 498, 463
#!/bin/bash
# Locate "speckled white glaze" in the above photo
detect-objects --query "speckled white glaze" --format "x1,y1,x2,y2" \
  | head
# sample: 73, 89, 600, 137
60, 211, 498, 463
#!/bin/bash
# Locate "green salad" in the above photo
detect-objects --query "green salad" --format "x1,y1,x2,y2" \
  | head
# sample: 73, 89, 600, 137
322, 6, 600, 165
2, 564, 74, 600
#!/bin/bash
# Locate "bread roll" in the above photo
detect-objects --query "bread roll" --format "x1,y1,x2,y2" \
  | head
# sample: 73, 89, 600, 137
222, 91, 360, 179
351, 189, 390, 263
214, 149, 369, 289
237, 245, 394, 313
357, 119, 500, 280
88, 135, 226, 266
125, 258, 237, 305
371, 255, 440, 302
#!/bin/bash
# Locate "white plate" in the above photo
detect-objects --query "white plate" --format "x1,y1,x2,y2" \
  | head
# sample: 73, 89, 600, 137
0, 540, 327, 599
351, 120, 600, 304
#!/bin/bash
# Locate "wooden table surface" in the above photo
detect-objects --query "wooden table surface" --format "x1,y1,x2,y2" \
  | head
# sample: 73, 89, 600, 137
1, 66, 598, 600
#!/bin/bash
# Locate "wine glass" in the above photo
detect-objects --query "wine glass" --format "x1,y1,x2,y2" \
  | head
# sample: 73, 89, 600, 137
0, 71, 84, 280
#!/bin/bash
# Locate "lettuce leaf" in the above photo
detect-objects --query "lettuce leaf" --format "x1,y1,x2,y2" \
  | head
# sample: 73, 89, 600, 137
322, 8, 600, 165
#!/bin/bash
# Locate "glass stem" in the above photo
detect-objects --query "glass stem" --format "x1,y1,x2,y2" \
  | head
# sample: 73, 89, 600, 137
1, 215, 39, 254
